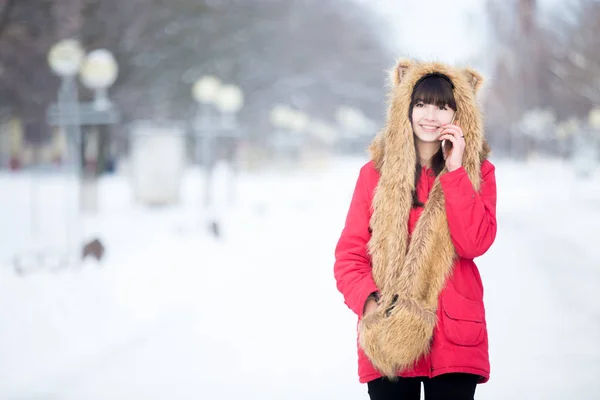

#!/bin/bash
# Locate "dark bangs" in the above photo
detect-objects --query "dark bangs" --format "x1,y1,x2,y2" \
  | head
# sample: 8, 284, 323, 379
410, 74, 456, 111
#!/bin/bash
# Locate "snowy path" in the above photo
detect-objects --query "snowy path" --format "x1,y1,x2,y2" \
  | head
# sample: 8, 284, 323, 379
478, 159, 600, 400
0, 158, 599, 399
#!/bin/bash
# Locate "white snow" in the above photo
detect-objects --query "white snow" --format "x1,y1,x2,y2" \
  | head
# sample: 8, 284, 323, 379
0, 155, 599, 399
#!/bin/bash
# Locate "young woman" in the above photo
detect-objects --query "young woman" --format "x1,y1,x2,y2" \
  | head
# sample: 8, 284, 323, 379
334, 59, 497, 400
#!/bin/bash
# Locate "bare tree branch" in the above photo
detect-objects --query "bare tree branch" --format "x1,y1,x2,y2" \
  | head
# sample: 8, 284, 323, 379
0, 0, 16, 38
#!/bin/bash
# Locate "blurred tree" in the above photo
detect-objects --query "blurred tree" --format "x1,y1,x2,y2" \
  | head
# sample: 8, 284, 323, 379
0, 0, 16, 37
483, 0, 545, 156
0, 0, 392, 148
0, 0, 58, 142
544, 0, 600, 116
80, 0, 392, 143
484, 0, 600, 156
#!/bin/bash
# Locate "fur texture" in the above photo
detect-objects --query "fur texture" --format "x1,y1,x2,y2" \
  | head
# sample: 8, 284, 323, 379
358, 59, 490, 378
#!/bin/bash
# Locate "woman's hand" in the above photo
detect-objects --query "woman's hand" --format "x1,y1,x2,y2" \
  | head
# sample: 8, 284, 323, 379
439, 124, 466, 172
363, 297, 379, 316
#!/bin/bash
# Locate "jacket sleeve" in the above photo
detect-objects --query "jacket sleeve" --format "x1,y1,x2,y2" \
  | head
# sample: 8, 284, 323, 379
439, 160, 497, 259
334, 164, 379, 316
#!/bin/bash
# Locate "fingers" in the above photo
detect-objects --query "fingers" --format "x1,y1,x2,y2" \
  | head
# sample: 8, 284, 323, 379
442, 123, 462, 131
439, 134, 458, 145
440, 124, 464, 139
440, 127, 462, 138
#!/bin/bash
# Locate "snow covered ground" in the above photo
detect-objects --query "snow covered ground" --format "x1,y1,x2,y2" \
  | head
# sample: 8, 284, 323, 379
0, 156, 599, 399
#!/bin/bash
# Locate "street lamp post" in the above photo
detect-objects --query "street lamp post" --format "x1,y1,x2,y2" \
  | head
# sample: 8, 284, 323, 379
192, 77, 244, 235
46, 42, 120, 208
13, 40, 86, 274
269, 105, 308, 164
214, 84, 244, 205
80, 49, 119, 110
12, 40, 120, 273
13, 39, 85, 273
47, 39, 85, 173
192, 75, 221, 208
78, 49, 119, 212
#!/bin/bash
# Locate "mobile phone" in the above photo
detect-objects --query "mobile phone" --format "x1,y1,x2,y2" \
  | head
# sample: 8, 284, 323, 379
441, 113, 457, 160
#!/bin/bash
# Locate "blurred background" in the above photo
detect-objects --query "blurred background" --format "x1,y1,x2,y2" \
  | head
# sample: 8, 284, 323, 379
0, 0, 599, 399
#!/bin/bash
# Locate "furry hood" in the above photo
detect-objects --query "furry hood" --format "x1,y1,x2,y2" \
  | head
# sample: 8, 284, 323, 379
358, 59, 490, 378
369, 58, 490, 175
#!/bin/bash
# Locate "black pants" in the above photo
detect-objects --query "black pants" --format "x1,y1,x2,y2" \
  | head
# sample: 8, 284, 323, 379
367, 373, 479, 400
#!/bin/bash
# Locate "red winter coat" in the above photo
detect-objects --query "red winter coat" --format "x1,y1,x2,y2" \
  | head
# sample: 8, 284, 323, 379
334, 159, 497, 384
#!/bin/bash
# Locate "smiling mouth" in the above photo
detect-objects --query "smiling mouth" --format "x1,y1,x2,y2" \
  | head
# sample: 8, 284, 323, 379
420, 125, 439, 132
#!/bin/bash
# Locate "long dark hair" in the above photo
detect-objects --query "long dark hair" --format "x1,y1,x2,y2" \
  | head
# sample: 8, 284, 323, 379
409, 74, 456, 207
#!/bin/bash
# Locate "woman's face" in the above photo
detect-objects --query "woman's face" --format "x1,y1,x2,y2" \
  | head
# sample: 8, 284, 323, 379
411, 101, 456, 143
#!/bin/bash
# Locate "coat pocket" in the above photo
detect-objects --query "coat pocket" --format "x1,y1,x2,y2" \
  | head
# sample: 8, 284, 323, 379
441, 284, 485, 347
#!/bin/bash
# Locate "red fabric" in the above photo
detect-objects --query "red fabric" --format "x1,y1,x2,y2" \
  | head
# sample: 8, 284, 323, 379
334, 160, 497, 384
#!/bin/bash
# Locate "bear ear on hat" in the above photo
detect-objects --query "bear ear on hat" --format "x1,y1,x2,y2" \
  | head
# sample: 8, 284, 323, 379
463, 67, 484, 94
391, 59, 413, 86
